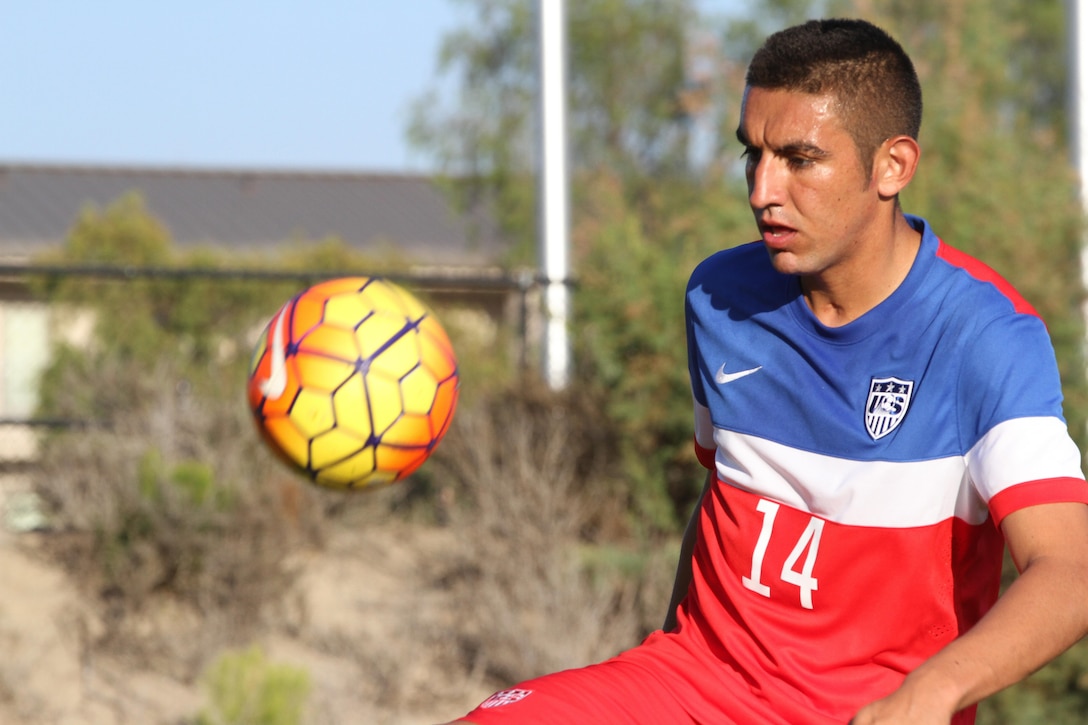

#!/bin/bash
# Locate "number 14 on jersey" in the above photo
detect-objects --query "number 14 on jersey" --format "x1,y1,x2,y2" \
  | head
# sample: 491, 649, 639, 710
742, 499, 825, 610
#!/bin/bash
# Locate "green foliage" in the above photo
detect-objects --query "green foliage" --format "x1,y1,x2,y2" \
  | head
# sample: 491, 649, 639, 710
412, 0, 749, 533
977, 645, 1088, 725
90, 442, 246, 607
31, 193, 442, 418
137, 449, 231, 509
197, 645, 311, 725
31, 195, 288, 372
60, 192, 173, 266
410, 0, 703, 264
409, 0, 541, 263
571, 172, 754, 529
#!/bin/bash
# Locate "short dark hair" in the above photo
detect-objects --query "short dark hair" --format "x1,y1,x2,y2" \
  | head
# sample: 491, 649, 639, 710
745, 19, 922, 169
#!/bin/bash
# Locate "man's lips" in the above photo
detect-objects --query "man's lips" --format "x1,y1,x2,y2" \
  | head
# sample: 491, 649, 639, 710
758, 221, 797, 248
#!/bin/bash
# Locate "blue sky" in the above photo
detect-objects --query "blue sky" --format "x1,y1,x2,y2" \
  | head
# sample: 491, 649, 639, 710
0, 1, 740, 173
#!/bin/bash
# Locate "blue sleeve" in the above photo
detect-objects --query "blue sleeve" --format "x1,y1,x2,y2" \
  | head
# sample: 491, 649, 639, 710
957, 312, 1067, 448
686, 288, 709, 408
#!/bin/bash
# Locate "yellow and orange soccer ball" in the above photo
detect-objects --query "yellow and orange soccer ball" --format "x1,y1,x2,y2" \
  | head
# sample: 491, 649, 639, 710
247, 277, 459, 490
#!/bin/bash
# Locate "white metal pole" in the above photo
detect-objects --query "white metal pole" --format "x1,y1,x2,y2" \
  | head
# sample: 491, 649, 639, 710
1070, 0, 1088, 451
1071, 0, 1088, 367
1073, 0, 1088, 211
538, 0, 571, 390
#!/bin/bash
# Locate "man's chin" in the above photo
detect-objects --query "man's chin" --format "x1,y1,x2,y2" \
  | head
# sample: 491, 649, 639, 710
765, 247, 804, 276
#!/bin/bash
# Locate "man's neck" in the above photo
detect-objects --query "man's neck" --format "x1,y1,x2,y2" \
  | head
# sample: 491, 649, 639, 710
802, 214, 922, 327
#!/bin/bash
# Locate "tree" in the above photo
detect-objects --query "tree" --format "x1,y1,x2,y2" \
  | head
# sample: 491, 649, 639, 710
410, 0, 706, 262
411, 0, 753, 530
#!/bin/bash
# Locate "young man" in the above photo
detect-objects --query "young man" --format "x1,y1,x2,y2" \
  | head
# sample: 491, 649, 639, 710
446, 18, 1088, 724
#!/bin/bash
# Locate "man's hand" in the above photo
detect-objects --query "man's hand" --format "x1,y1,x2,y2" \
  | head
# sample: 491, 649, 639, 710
849, 677, 956, 725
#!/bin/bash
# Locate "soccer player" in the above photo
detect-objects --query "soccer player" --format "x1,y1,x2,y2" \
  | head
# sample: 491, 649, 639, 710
444, 18, 1088, 724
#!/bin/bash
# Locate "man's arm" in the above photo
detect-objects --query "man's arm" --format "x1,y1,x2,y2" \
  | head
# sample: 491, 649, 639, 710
851, 500, 1088, 724
663, 469, 713, 632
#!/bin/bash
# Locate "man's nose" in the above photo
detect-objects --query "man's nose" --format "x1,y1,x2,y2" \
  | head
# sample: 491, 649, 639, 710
747, 156, 783, 210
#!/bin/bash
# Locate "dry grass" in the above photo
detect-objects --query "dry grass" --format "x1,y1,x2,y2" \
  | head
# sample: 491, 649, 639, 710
422, 387, 675, 689
25, 371, 678, 720
31, 361, 329, 680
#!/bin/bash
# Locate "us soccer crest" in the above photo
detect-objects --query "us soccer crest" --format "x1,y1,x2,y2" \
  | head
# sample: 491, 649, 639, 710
865, 376, 914, 440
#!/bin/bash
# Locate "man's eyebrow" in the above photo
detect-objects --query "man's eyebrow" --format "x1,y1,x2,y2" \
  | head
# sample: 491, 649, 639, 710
779, 141, 830, 158
734, 128, 829, 158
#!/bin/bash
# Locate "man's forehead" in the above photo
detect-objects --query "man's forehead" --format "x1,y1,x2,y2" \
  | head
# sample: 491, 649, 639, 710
738, 86, 843, 143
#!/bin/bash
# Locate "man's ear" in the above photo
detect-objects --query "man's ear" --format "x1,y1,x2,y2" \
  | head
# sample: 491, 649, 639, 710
874, 135, 920, 199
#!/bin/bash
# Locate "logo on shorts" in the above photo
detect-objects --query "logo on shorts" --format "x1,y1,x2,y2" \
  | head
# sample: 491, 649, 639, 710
865, 376, 914, 440
480, 689, 534, 709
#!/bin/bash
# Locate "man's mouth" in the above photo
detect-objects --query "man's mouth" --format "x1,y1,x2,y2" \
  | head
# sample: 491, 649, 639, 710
759, 220, 797, 247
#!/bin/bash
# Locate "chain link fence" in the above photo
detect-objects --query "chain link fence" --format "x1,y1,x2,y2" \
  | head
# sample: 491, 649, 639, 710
0, 264, 545, 533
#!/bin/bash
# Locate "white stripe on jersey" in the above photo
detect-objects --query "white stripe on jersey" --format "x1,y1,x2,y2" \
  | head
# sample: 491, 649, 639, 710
699, 409, 1083, 529
967, 416, 1085, 501
709, 428, 980, 527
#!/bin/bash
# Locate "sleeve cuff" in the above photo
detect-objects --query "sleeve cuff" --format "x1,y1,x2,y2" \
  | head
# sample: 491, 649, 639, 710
988, 477, 1088, 528
694, 435, 716, 470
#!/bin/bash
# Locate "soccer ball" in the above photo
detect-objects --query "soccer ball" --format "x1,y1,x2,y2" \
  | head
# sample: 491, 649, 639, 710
247, 277, 459, 490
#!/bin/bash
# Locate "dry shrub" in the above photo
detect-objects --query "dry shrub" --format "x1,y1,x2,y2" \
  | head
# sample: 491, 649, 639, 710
426, 384, 675, 687
30, 360, 328, 678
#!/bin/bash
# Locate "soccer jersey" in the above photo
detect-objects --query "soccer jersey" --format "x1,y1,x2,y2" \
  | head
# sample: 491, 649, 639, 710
679, 214, 1088, 722
462, 216, 1088, 724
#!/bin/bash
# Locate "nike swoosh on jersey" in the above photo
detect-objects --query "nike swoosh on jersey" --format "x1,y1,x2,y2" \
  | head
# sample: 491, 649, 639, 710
716, 362, 763, 384
259, 308, 289, 400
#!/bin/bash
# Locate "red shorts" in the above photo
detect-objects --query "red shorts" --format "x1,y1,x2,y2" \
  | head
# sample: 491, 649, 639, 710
458, 630, 781, 725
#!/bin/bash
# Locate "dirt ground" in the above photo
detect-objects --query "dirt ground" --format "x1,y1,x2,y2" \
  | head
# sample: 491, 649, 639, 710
0, 518, 496, 725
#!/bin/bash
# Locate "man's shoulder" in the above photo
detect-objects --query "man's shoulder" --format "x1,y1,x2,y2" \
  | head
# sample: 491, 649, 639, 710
931, 239, 1040, 319
688, 241, 773, 291
907, 214, 1039, 320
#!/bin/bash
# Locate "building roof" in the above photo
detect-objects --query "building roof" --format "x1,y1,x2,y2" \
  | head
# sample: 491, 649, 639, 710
0, 164, 506, 269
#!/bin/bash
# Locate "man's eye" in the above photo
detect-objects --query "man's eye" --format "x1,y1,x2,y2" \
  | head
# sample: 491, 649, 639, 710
787, 156, 813, 169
